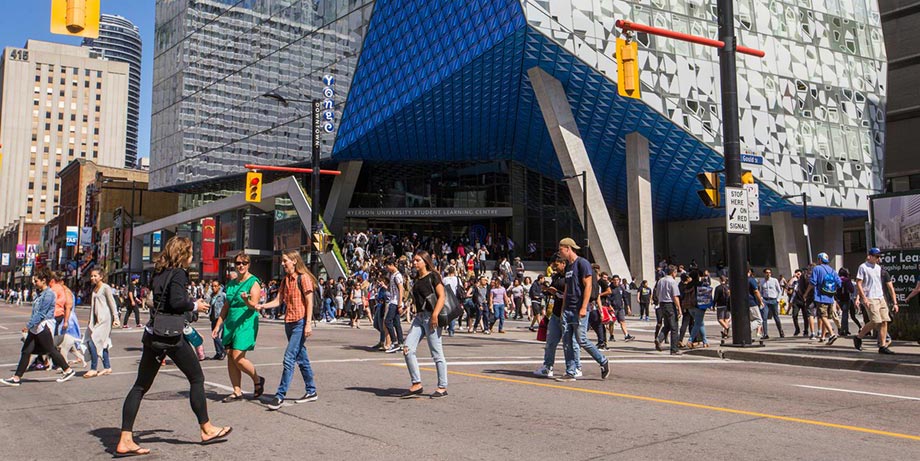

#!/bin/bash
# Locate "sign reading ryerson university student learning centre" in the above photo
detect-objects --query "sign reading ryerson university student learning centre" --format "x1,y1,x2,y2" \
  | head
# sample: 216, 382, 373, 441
346, 208, 514, 219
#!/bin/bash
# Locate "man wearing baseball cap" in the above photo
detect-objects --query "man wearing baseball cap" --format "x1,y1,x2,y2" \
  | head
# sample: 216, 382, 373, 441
555, 237, 610, 382
854, 248, 895, 354
808, 252, 840, 345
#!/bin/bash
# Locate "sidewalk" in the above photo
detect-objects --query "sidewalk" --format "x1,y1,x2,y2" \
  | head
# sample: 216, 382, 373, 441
687, 335, 920, 376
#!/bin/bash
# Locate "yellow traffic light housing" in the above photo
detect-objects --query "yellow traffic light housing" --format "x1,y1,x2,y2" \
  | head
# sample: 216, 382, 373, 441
696, 172, 720, 208
616, 38, 641, 99
246, 172, 263, 203
741, 170, 755, 185
50, 0, 100, 38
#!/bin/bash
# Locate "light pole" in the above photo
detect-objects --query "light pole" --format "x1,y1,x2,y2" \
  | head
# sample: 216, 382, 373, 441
263, 92, 323, 275
562, 171, 588, 257
782, 192, 812, 265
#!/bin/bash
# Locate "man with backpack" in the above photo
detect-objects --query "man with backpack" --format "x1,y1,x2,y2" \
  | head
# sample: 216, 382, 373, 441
808, 252, 840, 344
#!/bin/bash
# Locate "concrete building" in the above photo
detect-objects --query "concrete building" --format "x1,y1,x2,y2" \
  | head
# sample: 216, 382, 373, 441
881, 0, 920, 192
84, 14, 143, 169
0, 40, 129, 270
150, 1, 887, 281
47, 159, 179, 286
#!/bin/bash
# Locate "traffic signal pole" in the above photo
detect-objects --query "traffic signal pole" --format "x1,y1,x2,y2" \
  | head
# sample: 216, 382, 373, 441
717, 0, 752, 345
617, 3, 764, 345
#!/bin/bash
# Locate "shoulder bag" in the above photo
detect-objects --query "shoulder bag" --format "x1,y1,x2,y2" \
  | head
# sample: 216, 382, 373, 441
148, 269, 186, 351
433, 276, 463, 328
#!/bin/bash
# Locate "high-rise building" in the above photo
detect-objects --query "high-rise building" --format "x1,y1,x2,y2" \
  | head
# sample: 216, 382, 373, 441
880, 1, 920, 192
83, 14, 142, 169
0, 40, 129, 236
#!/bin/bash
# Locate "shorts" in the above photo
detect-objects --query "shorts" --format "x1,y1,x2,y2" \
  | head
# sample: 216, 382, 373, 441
613, 307, 627, 323
865, 298, 891, 323
816, 302, 833, 319
716, 306, 731, 320
531, 301, 544, 315
805, 303, 817, 318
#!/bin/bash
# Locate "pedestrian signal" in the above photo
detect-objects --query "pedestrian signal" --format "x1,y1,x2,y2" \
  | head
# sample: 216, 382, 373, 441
50, 0, 100, 38
616, 38, 641, 99
741, 170, 755, 185
696, 172, 720, 208
246, 172, 262, 203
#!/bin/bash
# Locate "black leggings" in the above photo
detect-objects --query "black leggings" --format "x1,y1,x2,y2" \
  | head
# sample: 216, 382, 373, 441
16, 329, 68, 377
123, 303, 141, 326
121, 333, 208, 432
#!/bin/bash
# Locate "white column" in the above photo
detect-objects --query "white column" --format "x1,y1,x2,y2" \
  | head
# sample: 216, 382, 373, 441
823, 215, 844, 269
527, 66, 630, 276
772, 211, 800, 277
626, 132, 655, 283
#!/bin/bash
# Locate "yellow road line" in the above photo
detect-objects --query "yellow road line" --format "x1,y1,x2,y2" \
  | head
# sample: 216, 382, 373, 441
384, 364, 920, 442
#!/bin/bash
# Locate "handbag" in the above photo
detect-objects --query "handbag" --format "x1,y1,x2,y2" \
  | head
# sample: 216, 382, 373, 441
600, 305, 614, 324
429, 276, 462, 328
148, 269, 186, 351
536, 316, 548, 341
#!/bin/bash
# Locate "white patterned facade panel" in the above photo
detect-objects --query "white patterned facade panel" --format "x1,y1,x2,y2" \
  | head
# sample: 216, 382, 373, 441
521, 0, 886, 211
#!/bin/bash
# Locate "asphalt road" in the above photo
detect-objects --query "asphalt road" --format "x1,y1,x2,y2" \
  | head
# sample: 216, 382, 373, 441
1, 302, 918, 460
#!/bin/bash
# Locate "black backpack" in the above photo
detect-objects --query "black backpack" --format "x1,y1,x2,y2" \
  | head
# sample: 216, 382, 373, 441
295, 274, 324, 320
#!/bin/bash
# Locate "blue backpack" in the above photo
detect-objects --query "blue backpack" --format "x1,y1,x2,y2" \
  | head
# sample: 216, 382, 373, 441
695, 285, 713, 309
818, 267, 839, 296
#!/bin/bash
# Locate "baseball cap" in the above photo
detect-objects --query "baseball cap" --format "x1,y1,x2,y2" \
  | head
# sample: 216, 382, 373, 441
559, 237, 581, 250
817, 252, 829, 264
868, 247, 882, 256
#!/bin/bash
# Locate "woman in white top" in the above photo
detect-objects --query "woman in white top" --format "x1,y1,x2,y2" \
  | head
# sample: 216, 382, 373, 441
84, 268, 120, 378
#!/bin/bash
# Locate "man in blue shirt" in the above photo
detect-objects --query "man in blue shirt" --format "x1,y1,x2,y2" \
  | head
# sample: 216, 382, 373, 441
747, 268, 764, 339
556, 238, 609, 382
808, 252, 841, 344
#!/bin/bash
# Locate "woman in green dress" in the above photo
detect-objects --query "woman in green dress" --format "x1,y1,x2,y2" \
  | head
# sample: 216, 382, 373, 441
212, 253, 265, 401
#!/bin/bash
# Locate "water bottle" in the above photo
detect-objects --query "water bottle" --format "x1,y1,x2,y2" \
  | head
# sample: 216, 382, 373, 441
184, 325, 203, 347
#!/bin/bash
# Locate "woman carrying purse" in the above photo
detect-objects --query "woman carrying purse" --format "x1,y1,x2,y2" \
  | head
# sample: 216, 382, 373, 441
401, 251, 448, 399
116, 237, 231, 457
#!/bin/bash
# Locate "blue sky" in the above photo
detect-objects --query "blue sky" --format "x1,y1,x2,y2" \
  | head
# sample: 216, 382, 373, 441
1, 1, 155, 160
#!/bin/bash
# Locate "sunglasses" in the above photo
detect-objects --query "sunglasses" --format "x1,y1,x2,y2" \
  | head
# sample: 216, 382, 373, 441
234, 260, 249, 266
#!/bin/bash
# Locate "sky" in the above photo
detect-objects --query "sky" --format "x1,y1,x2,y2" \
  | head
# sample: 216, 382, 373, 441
1, 1, 156, 160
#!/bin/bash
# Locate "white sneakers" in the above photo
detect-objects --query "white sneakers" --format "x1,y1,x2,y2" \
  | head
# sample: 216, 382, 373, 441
533, 365, 553, 378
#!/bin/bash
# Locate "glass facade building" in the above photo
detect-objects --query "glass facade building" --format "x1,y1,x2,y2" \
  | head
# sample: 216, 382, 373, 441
84, 14, 143, 168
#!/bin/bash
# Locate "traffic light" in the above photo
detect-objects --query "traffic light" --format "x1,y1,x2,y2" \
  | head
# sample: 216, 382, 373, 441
246, 172, 262, 203
616, 37, 641, 99
741, 170, 755, 185
696, 172, 720, 208
50, 0, 100, 38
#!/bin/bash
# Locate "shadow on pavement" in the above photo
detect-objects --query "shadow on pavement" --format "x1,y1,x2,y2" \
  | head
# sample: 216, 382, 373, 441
345, 386, 407, 397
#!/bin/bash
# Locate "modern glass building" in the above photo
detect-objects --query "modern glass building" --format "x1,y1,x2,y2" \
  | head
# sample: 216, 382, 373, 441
84, 14, 143, 168
151, 0, 887, 277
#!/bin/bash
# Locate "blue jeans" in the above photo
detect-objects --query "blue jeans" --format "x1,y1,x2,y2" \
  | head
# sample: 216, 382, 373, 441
491, 304, 506, 332
761, 299, 783, 336
276, 319, 316, 399
384, 303, 405, 345
86, 340, 110, 370
689, 308, 708, 345
541, 315, 578, 369
210, 317, 224, 357
404, 312, 447, 388
562, 310, 607, 375
323, 299, 335, 321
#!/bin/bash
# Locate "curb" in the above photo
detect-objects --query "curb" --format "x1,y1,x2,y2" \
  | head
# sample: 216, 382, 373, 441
686, 348, 920, 377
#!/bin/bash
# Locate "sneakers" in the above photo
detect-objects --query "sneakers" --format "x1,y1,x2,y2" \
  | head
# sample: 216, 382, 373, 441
826, 334, 838, 345
853, 336, 863, 351
384, 344, 401, 354
533, 365, 554, 378
574, 368, 583, 378
654, 340, 662, 352
295, 392, 318, 403
624, 335, 635, 342
879, 346, 895, 355
0, 377, 21, 387
554, 374, 576, 382
267, 396, 285, 411
56, 369, 75, 383
600, 361, 610, 380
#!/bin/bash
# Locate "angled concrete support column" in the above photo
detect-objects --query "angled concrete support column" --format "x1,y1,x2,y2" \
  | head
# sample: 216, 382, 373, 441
527, 66, 630, 276
323, 160, 363, 237
626, 132, 655, 283
823, 215, 844, 269
772, 211, 799, 278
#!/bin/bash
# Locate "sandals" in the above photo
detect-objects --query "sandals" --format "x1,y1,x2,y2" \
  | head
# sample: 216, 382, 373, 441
99, 368, 112, 376
201, 426, 233, 445
221, 393, 243, 403
114, 447, 151, 458
83, 370, 98, 379
252, 376, 265, 399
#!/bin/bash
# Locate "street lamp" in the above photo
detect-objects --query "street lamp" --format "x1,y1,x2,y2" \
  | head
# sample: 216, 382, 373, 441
782, 192, 812, 265
562, 171, 589, 256
262, 92, 322, 275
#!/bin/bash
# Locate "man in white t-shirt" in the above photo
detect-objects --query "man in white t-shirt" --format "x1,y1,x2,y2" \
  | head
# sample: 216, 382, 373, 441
853, 248, 896, 354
